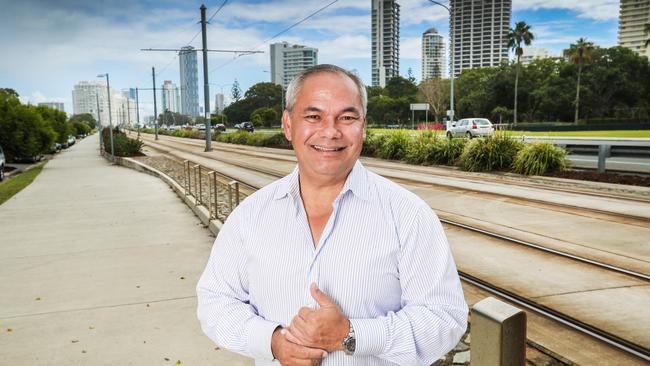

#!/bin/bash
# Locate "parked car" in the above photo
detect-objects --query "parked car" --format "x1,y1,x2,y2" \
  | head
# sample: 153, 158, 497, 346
214, 123, 226, 132
446, 118, 494, 139
236, 121, 254, 132
0, 145, 5, 181
49, 142, 62, 154
196, 123, 206, 131
67, 135, 76, 146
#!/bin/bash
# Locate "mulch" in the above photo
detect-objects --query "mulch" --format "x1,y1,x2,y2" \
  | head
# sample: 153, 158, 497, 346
547, 170, 650, 187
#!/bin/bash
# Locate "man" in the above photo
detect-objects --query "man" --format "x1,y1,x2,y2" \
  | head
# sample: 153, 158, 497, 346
197, 64, 467, 365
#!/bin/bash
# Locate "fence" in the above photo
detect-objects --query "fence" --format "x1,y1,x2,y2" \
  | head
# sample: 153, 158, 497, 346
182, 160, 246, 221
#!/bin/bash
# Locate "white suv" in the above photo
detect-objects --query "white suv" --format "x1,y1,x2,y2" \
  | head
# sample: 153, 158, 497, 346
446, 118, 494, 139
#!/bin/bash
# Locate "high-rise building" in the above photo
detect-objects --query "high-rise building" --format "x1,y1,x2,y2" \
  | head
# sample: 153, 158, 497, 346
38, 102, 65, 113
179, 46, 199, 117
520, 47, 551, 65
450, 0, 511, 76
422, 27, 446, 80
619, 0, 650, 59
161, 80, 180, 113
270, 42, 318, 88
371, 0, 400, 87
214, 93, 225, 114
72, 81, 134, 128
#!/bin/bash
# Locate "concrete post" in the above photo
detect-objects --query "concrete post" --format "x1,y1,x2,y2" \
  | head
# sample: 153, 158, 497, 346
470, 297, 527, 366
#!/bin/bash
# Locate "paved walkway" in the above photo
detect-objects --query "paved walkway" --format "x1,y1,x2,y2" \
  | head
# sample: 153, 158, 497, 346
0, 135, 252, 365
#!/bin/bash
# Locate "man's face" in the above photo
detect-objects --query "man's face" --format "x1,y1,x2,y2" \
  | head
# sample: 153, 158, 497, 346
282, 72, 366, 184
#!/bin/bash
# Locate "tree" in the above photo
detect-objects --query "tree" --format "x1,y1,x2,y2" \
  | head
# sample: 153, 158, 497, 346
385, 76, 418, 99
159, 110, 191, 126
231, 79, 242, 102
37, 105, 70, 143
491, 106, 510, 124
568, 38, 595, 124
418, 78, 449, 121
366, 86, 386, 98
507, 21, 534, 125
0, 93, 55, 160
250, 107, 278, 128
69, 113, 97, 129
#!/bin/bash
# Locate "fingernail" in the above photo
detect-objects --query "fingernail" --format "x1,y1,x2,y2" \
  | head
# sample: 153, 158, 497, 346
322, 351, 328, 358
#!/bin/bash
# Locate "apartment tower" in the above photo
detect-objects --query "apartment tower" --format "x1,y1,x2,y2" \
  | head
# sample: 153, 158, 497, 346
371, 0, 400, 87
450, 0, 511, 76
179, 46, 199, 117
270, 42, 318, 89
618, 0, 650, 58
422, 27, 446, 80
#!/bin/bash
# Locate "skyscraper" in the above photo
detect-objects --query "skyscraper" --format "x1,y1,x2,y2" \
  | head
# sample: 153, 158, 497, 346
179, 46, 199, 117
270, 42, 318, 89
450, 0, 511, 76
371, 0, 400, 87
161, 80, 180, 113
520, 47, 551, 65
72, 81, 133, 127
618, 0, 650, 59
214, 93, 225, 114
422, 27, 445, 80
38, 102, 65, 113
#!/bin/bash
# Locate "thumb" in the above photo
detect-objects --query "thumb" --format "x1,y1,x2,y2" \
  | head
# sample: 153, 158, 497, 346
310, 283, 336, 307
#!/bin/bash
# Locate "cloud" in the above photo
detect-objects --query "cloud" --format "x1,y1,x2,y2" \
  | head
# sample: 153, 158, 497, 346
514, 0, 619, 21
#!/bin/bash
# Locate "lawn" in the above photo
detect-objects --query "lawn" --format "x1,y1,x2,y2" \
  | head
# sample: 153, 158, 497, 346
0, 163, 46, 206
507, 130, 650, 138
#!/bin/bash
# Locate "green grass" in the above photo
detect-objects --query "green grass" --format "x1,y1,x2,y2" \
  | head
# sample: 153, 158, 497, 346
507, 130, 650, 138
0, 163, 46, 206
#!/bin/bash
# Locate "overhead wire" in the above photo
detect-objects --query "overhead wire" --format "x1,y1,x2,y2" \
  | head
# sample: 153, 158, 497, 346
209, 0, 339, 75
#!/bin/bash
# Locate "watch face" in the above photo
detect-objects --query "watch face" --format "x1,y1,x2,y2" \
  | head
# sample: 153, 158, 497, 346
345, 338, 356, 353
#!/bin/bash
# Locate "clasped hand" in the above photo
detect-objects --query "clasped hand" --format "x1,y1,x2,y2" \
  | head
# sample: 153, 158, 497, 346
271, 283, 349, 365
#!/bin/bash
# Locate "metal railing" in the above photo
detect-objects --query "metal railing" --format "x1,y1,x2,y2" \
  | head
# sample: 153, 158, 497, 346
183, 160, 243, 220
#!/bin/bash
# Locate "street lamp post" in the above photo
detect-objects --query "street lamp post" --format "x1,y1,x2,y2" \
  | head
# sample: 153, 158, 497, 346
95, 93, 103, 152
428, 0, 455, 125
97, 73, 114, 159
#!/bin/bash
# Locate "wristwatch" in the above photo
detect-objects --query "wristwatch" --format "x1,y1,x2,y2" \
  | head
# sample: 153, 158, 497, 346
342, 321, 356, 355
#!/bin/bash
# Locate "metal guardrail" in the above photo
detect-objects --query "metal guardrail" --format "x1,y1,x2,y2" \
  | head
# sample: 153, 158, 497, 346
183, 160, 241, 220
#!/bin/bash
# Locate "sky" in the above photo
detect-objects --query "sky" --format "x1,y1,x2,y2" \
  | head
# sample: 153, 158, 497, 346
0, 0, 621, 118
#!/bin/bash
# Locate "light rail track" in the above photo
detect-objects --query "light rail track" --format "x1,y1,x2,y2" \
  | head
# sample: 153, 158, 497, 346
139, 135, 650, 362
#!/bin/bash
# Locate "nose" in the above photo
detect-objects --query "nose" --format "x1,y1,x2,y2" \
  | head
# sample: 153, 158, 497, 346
320, 115, 342, 139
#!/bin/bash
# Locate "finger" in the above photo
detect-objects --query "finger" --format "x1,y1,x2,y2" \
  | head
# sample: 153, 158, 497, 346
298, 306, 313, 321
294, 343, 328, 360
289, 317, 312, 343
281, 327, 305, 346
310, 283, 336, 307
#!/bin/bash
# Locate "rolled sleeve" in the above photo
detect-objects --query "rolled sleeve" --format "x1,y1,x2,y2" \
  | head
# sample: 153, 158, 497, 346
350, 318, 386, 356
246, 318, 282, 361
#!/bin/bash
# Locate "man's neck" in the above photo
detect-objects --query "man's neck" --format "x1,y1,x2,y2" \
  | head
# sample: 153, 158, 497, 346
298, 171, 348, 208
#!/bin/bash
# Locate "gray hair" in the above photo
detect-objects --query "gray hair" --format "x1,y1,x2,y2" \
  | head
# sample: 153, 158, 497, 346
284, 64, 368, 116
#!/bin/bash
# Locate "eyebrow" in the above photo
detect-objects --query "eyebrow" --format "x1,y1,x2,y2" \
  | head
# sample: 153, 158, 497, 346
301, 106, 361, 114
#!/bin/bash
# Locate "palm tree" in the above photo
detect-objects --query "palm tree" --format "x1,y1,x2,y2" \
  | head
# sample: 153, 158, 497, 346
568, 38, 595, 125
507, 21, 534, 126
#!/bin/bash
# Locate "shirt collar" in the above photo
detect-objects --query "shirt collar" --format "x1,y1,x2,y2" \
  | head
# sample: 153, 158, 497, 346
273, 160, 370, 202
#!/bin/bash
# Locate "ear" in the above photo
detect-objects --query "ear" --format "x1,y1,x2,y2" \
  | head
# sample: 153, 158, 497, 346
281, 110, 292, 141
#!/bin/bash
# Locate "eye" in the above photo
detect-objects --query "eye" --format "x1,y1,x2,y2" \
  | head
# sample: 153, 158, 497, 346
339, 115, 359, 123
304, 114, 320, 122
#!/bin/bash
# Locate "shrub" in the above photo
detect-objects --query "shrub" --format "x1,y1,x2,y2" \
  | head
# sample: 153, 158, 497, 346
405, 132, 438, 165
102, 127, 144, 157
434, 138, 467, 165
245, 133, 268, 147
264, 133, 292, 149
513, 142, 568, 175
459, 134, 523, 172
362, 133, 387, 157
377, 131, 412, 160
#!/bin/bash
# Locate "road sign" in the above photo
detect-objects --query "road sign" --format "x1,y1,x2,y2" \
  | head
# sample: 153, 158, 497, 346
410, 103, 430, 111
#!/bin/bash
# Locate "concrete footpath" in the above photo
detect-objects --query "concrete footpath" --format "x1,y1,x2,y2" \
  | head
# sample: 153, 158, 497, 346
0, 135, 252, 365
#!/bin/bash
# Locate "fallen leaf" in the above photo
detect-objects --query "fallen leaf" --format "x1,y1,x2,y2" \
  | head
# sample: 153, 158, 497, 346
176, 361, 181, 365
88, 326, 95, 330
71, 340, 79, 343
146, 304, 150, 307
7, 328, 13, 332
35, 297, 41, 301
164, 358, 170, 361
136, 285, 140, 288
214, 347, 220, 350
81, 350, 87, 354
180, 277, 185, 280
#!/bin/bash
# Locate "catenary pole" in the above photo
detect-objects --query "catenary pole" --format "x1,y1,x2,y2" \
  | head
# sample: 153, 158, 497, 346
152, 67, 158, 140
201, 4, 212, 151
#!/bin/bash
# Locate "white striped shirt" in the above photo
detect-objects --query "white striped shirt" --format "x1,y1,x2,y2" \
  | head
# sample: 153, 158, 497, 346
196, 160, 468, 365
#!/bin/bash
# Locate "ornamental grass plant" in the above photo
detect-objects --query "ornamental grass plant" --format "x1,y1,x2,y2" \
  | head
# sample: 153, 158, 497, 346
377, 130, 412, 160
513, 142, 568, 175
459, 133, 523, 172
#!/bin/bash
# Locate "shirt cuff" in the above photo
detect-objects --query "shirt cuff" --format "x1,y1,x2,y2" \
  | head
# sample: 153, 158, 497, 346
350, 318, 386, 356
246, 317, 281, 361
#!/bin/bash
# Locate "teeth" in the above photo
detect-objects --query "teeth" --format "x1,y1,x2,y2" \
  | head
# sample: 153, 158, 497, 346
313, 145, 343, 152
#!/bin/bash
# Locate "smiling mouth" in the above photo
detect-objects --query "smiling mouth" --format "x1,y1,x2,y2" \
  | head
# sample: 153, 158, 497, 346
311, 145, 346, 152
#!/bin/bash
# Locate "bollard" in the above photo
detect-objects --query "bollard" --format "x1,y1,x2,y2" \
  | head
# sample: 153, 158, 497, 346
470, 297, 527, 366
597, 144, 611, 173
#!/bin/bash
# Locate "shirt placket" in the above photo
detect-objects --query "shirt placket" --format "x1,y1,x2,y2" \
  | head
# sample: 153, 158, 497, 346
302, 193, 345, 308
